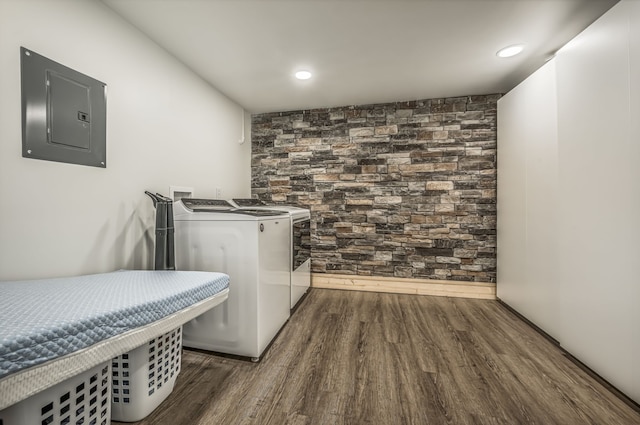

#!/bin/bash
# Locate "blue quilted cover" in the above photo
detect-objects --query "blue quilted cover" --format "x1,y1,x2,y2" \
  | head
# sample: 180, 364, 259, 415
0, 270, 229, 380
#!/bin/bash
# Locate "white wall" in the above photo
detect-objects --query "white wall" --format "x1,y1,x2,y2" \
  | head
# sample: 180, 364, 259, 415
0, 0, 251, 280
498, 0, 640, 403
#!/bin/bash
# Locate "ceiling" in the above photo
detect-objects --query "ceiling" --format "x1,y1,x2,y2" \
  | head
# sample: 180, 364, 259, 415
101, 0, 618, 114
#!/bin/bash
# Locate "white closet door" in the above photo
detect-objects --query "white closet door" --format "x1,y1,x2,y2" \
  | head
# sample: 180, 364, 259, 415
626, 0, 640, 403
497, 60, 559, 338
556, 0, 637, 401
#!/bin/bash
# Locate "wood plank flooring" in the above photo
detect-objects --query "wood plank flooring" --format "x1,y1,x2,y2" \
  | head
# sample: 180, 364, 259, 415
114, 289, 640, 425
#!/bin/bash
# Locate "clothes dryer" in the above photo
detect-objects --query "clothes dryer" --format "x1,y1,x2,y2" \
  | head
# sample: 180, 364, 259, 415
229, 199, 311, 309
173, 198, 290, 360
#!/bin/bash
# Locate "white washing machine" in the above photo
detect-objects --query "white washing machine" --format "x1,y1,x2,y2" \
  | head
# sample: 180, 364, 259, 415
174, 198, 290, 360
229, 199, 311, 309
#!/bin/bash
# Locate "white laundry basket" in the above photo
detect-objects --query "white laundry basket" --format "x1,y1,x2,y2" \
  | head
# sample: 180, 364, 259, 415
110, 327, 182, 422
0, 362, 111, 425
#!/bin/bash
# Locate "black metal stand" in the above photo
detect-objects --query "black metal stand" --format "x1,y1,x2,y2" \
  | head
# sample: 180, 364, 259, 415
145, 191, 176, 271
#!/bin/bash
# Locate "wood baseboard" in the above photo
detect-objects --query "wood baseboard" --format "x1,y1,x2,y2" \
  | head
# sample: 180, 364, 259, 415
311, 273, 496, 300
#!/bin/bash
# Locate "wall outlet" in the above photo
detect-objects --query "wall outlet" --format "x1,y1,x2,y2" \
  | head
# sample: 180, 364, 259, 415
215, 187, 222, 199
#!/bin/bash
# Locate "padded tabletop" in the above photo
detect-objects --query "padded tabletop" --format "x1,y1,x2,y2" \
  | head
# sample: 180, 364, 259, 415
0, 270, 229, 410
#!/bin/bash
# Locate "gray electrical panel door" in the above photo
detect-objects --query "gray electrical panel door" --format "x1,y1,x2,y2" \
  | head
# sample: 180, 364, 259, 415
21, 47, 107, 168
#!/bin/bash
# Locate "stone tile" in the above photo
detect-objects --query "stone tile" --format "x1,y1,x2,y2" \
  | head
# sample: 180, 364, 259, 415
349, 127, 375, 137
375, 125, 399, 135
426, 181, 454, 191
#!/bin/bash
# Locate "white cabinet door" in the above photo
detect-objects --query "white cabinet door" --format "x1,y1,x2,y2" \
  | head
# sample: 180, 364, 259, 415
625, 0, 640, 402
497, 60, 559, 338
556, 0, 638, 402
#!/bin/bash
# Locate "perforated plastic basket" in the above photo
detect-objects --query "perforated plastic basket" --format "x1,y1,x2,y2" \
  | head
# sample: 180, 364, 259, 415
110, 327, 182, 422
0, 362, 111, 425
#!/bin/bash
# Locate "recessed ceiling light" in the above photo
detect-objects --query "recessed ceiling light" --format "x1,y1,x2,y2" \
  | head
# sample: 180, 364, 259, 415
497, 44, 524, 58
295, 70, 312, 80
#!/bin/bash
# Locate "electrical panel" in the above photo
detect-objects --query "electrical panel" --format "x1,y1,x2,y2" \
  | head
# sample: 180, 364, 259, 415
21, 47, 107, 168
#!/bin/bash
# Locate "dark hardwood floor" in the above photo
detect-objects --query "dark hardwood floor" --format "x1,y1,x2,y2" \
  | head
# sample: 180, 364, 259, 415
115, 289, 640, 425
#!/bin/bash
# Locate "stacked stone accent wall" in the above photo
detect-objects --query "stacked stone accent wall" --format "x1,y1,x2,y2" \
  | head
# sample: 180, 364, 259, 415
251, 95, 499, 282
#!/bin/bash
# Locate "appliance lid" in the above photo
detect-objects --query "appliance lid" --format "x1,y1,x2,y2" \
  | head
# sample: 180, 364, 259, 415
231, 198, 266, 207
178, 199, 287, 217
181, 198, 235, 211
290, 209, 311, 221
231, 208, 289, 217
